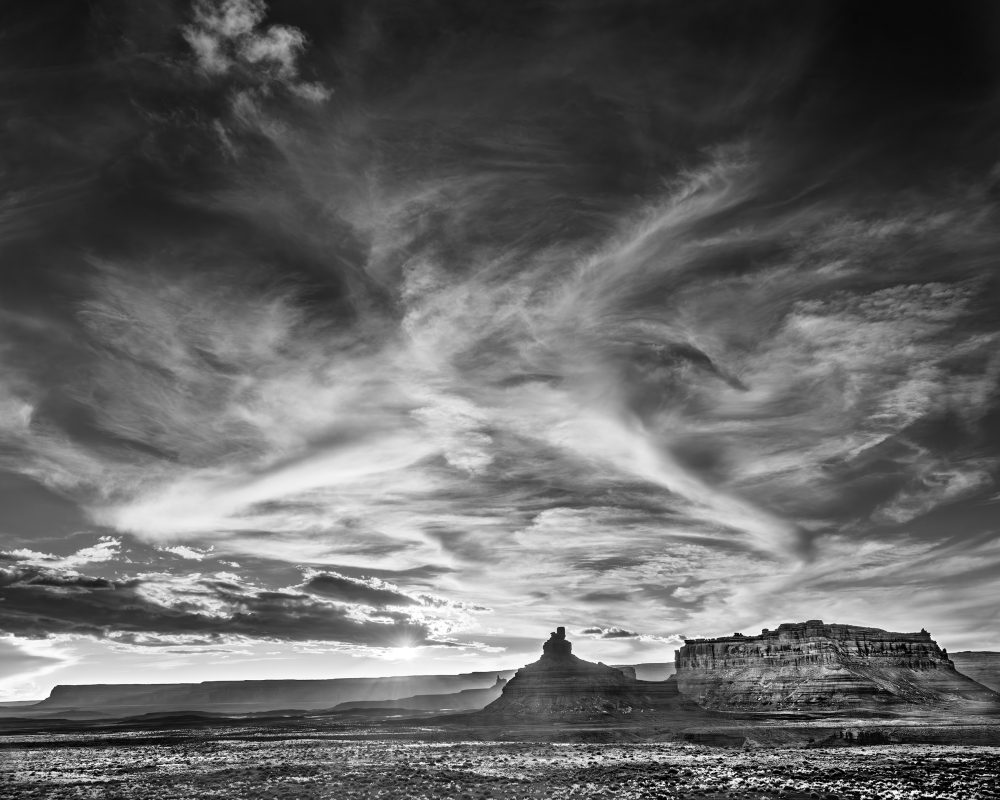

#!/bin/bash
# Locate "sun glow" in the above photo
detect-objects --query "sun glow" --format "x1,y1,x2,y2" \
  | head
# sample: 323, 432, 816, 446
393, 645, 420, 661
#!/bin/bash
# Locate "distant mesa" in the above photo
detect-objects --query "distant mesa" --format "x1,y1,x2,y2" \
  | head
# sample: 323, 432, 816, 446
21, 672, 516, 720
675, 620, 1000, 710
8, 621, 998, 728
334, 676, 508, 713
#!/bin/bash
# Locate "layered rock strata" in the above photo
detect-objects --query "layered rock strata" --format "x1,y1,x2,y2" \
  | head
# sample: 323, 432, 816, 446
675, 620, 999, 710
483, 627, 691, 717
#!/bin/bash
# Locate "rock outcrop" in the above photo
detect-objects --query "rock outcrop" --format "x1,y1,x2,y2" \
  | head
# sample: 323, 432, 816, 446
483, 627, 692, 718
675, 620, 1000, 710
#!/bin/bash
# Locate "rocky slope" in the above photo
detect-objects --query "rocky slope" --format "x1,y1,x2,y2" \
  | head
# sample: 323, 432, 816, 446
482, 627, 698, 718
675, 620, 999, 710
949, 652, 1000, 693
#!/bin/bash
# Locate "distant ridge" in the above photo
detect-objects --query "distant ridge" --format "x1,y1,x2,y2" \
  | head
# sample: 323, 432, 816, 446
20, 672, 515, 719
335, 675, 508, 712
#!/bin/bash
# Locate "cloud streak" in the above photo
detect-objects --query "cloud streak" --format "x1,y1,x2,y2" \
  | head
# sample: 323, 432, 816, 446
0, 557, 474, 648
2, 1, 1000, 693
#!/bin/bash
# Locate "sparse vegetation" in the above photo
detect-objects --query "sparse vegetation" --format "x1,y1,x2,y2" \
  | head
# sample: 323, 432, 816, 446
1, 731, 997, 800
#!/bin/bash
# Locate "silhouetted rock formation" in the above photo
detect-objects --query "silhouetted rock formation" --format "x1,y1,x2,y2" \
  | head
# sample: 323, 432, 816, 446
482, 627, 695, 718
542, 626, 573, 657
675, 620, 1000, 710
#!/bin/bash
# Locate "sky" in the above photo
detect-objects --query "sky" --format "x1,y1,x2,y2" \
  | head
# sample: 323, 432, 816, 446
2, 0, 1000, 701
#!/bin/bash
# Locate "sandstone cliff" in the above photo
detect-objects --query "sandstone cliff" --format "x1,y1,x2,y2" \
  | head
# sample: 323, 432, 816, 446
675, 620, 1000, 710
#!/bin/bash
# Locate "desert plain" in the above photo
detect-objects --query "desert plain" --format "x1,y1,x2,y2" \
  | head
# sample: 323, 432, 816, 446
2, 721, 999, 800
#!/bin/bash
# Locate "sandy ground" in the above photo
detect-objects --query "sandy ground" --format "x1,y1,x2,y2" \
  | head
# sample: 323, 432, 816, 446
1, 732, 997, 799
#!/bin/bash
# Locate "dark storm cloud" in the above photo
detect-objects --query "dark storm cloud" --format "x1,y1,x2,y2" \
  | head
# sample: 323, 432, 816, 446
573, 556, 655, 574
581, 627, 639, 639
2, 0, 1000, 659
300, 572, 418, 607
0, 562, 432, 646
578, 591, 631, 603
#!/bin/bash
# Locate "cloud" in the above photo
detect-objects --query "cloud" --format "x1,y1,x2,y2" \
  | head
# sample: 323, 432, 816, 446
872, 461, 993, 524
0, 637, 67, 681
581, 627, 639, 639
159, 545, 213, 561
664, 529, 1000, 651
300, 572, 418, 608
578, 590, 631, 603
184, 0, 329, 100
3, 0, 1000, 680
7, 133, 1000, 657
0, 637, 74, 701
6, 537, 122, 570
0, 562, 438, 647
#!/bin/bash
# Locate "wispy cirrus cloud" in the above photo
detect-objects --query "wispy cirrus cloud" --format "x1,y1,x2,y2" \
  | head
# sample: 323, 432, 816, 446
6, 138, 1000, 650
0, 636, 75, 701
2, 0, 1000, 696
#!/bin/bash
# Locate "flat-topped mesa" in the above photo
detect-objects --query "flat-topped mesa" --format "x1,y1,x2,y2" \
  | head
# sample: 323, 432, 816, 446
674, 620, 999, 711
677, 620, 950, 672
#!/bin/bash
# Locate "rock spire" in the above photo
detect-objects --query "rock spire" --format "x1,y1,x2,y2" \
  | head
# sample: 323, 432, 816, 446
481, 626, 685, 718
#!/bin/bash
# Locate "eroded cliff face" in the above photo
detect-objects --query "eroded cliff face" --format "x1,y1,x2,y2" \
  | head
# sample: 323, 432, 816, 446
675, 621, 1000, 710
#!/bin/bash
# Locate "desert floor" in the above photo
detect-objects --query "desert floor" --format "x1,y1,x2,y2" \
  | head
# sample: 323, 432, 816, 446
1, 732, 997, 800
